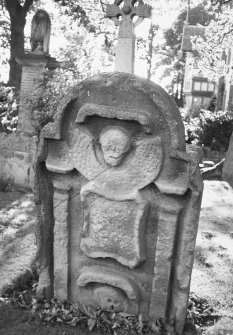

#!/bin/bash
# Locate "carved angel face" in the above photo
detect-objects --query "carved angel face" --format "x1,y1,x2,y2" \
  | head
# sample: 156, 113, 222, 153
99, 127, 131, 167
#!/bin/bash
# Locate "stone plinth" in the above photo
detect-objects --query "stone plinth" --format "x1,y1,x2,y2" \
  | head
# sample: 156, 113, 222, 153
16, 53, 59, 135
0, 53, 59, 189
35, 73, 203, 335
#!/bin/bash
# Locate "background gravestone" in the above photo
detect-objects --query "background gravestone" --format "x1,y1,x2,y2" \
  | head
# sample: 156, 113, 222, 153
35, 72, 203, 335
223, 133, 233, 186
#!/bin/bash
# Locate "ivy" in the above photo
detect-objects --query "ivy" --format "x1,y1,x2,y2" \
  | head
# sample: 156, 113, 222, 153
0, 85, 19, 133
183, 108, 233, 151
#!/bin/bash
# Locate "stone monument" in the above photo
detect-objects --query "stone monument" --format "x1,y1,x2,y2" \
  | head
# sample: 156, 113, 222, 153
0, 9, 58, 189
16, 9, 58, 136
223, 133, 233, 187
30, 9, 51, 54
106, 0, 151, 73
35, 72, 203, 334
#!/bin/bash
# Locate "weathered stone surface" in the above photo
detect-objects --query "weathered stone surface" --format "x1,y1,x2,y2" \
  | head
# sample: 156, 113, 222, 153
106, 0, 151, 73
0, 13, 59, 190
0, 50, 59, 189
30, 9, 51, 54
35, 72, 203, 335
80, 191, 148, 268
77, 266, 140, 314
70, 126, 163, 194
16, 53, 59, 135
149, 194, 184, 318
53, 183, 70, 300
0, 133, 36, 189
223, 133, 233, 186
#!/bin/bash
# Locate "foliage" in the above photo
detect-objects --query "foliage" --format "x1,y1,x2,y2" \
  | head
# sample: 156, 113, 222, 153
210, 0, 233, 10
186, 293, 221, 328
161, 2, 212, 106
0, 84, 19, 133
0, 1, 10, 70
164, 2, 211, 50
31, 24, 116, 137
1, 275, 175, 335
191, 1, 233, 81
53, 0, 96, 33
136, 24, 161, 80
51, 0, 118, 51
183, 108, 233, 151
30, 68, 78, 136
53, 8, 116, 73
0, 0, 117, 87
1, 0, 35, 88
1, 269, 220, 334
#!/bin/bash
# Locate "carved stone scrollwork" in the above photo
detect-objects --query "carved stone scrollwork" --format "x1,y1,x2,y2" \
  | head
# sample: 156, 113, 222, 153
77, 266, 140, 314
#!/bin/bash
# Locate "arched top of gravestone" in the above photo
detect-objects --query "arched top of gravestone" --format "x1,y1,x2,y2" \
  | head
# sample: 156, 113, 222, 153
30, 9, 51, 54
41, 73, 192, 195
42, 72, 186, 152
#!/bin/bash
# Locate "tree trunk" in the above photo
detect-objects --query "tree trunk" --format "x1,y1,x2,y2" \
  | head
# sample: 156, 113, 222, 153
5, 0, 33, 90
215, 76, 225, 112
147, 24, 157, 80
9, 13, 25, 90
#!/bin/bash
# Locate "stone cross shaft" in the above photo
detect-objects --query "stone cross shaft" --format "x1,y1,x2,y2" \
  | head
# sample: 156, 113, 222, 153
106, 0, 151, 73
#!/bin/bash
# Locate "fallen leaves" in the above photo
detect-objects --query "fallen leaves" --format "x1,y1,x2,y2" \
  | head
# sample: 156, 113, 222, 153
1, 272, 220, 335
186, 293, 221, 329
0, 281, 176, 335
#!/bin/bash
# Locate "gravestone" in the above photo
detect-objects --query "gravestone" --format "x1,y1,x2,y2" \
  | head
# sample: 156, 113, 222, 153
35, 72, 203, 334
106, 0, 151, 73
223, 133, 233, 186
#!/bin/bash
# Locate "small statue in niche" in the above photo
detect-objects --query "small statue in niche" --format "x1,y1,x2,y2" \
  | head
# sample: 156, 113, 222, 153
30, 9, 51, 54
32, 41, 43, 54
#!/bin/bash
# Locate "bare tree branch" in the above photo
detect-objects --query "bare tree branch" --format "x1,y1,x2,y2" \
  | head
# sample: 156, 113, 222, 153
99, 0, 107, 13
217, 26, 233, 45
211, 0, 232, 7
0, 19, 8, 25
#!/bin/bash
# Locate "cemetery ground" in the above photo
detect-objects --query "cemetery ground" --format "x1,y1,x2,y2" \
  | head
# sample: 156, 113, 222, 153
0, 181, 233, 335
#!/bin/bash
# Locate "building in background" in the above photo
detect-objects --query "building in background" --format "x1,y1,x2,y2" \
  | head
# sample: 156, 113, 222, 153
181, 24, 215, 112
222, 48, 233, 111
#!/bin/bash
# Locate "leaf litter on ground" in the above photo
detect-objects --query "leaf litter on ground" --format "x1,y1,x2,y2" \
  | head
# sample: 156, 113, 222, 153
0, 279, 176, 335
0, 269, 221, 335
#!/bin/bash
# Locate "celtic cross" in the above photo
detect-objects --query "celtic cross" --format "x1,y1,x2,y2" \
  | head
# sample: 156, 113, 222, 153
106, 0, 151, 73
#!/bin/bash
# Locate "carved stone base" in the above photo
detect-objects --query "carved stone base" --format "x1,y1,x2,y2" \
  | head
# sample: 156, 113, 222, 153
77, 267, 140, 314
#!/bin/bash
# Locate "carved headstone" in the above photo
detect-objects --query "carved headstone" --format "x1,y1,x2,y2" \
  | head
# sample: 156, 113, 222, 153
223, 133, 233, 186
30, 9, 51, 54
35, 73, 203, 335
106, 0, 151, 73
